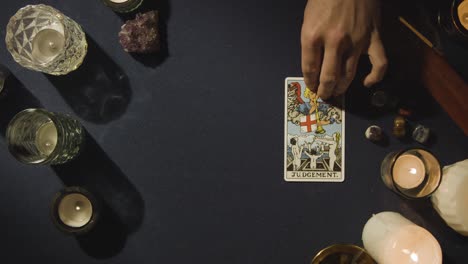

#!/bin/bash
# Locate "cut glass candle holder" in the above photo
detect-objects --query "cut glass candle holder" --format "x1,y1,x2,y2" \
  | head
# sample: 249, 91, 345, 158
6, 108, 84, 165
5, 4, 87, 75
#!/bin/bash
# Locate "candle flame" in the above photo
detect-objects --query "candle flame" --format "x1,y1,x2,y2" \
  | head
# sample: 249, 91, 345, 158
409, 168, 417, 175
75, 206, 81, 211
48, 41, 56, 50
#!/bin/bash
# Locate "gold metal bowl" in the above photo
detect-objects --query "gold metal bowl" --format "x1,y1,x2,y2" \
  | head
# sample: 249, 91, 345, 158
311, 244, 376, 264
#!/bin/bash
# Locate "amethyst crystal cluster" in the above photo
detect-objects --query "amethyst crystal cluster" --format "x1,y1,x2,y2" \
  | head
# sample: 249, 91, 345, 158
119, 11, 160, 53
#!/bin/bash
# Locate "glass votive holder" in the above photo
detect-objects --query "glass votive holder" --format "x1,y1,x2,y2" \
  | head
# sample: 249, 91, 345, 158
311, 244, 376, 264
362, 212, 442, 264
6, 108, 84, 165
381, 148, 442, 199
51, 186, 99, 234
102, 0, 144, 13
5, 4, 87, 75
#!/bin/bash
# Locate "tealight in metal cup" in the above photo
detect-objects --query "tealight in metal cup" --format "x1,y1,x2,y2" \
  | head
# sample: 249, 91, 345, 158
51, 186, 99, 234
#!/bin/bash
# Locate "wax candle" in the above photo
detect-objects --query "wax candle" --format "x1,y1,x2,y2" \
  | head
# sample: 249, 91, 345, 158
31, 28, 65, 64
362, 212, 442, 264
458, 0, 468, 30
58, 193, 93, 228
110, 0, 130, 2
392, 154, 426, 189
35, 121, 58, 155
431, 159, 468, 236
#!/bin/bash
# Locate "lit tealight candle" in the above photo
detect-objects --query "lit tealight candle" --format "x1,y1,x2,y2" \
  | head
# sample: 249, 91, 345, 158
35, 121, 58, 156
392, 154, 426, 189
58, 193, 93, 228
458, 0, 468, 30
110, 0, 130, 3
381, 149, 441, 199
362, 212, 442, 264
52, 187, 99, 234
31, 28, 65, 64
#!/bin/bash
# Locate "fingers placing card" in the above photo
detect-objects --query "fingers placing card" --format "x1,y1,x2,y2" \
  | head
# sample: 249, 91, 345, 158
284, 77, 345, 182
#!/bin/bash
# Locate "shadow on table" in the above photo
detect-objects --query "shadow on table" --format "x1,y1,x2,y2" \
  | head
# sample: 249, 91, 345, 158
346, 5, 440, 122
52, 131, 145, 259
118, 0, 171, 68
0, 74, 42, 137
46, 36, 131, 124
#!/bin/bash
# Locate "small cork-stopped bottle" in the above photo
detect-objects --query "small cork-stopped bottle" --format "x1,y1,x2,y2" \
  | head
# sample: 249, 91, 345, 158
102, 0, 144, 13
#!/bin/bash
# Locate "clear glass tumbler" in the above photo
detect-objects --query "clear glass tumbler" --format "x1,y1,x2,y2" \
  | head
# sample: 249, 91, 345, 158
6, 108, 84, 165
5, 4, 87, 75
381, 148, 442, 199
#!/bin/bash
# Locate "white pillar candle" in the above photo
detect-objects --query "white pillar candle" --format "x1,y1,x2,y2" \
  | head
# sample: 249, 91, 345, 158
362, 212, 442, 264
35, 121, 58, 156
31, 28, 65, 64
58, 193, 93, 228
392, 154, 426, 189
431, 159, 468, 236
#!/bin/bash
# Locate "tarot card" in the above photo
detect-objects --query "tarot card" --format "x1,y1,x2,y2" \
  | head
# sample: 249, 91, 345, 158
284, 77, 345, 182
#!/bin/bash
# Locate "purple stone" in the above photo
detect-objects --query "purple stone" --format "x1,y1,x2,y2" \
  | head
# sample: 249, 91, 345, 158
119, 11, 160, 54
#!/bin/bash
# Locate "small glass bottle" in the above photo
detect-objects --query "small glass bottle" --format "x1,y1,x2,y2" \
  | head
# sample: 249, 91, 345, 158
5, 4, 87, 75
6, 108, 84, 165
102, 0, 144, 13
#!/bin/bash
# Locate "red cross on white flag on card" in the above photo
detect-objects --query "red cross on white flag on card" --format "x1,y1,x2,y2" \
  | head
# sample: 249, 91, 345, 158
300, 114, 317, 133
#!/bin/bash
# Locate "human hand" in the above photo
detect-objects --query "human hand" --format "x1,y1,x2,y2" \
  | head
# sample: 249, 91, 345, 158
301, 0, 387, 99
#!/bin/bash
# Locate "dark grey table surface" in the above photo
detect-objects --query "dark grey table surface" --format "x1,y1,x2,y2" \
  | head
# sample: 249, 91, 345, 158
0, 0, 467, 263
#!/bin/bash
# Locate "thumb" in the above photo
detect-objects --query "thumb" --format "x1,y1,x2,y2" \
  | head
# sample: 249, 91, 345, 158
363, 31, 387, 87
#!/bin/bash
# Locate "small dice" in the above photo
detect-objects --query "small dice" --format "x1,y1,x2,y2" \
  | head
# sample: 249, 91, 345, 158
393, 116, 406, 138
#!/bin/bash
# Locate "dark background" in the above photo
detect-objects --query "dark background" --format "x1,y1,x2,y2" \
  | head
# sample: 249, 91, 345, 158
0, 0, 467, 263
